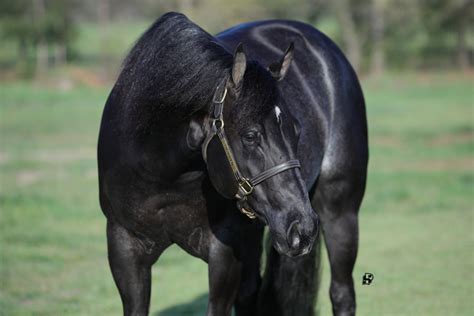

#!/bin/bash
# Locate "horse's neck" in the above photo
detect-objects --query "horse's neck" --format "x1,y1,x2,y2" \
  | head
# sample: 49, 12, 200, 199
134, 123, 203, 184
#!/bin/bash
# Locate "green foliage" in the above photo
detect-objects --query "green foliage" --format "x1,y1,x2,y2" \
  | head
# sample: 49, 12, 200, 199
0, 0, 77, 44
0, 0, 78, 76
0, 0, 472, 74
0, 0, 34, 42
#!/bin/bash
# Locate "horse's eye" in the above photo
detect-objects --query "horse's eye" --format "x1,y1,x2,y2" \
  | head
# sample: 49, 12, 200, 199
242, 131, 258, 144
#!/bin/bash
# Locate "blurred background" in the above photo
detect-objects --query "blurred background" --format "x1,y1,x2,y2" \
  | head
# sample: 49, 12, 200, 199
0, 0, 472, 315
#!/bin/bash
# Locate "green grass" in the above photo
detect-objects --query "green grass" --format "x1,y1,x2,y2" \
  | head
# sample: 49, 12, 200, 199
0, 72, 473, 315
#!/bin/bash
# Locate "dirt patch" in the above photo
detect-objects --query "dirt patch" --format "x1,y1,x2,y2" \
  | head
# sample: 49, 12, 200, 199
414, 157, 473, 171
69, 67, 108, 87
378, 157, 473, 172
371, 135, 403, 147
85, 169, 97, 179
16, 170, 43, 186
0, 152, 9, 164
33, 148, 95, 163
372, 131, 473, 148
430, 131, 473, 146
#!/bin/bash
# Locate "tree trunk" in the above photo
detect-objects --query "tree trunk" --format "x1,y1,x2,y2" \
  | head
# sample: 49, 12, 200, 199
178, 0, 195, 14
18, 39, 28, 64
32, 0, 48, 76
36, 43, 48, 74
456, 19, 469, 71
333, 0, 361, 73
370, 0, 385, 76
98, 0, 111, 78
53, 44, 67, 67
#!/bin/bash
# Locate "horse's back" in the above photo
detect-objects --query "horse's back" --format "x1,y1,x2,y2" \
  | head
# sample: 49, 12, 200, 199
217, 20, 368, 187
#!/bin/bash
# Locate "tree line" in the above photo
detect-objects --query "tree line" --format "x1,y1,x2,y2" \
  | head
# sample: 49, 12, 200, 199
0, 0, 472, 77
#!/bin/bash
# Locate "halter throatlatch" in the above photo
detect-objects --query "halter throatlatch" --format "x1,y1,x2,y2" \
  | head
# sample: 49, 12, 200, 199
202, 78, 301, 219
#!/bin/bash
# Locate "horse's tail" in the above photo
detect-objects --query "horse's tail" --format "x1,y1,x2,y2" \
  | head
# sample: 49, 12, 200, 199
258, 234, 322, 316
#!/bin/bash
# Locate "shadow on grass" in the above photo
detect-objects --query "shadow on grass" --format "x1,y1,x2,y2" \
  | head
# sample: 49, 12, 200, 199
154, 293, 208, 316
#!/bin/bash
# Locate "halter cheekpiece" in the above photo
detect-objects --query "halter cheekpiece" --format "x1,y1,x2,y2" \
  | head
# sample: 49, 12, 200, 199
202, 78, 301, 219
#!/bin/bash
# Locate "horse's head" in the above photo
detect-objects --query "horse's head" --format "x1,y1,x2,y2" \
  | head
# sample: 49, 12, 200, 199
189, 44, 319, 257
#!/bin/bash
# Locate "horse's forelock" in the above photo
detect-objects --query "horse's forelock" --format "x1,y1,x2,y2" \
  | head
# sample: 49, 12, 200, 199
230, 61, 278, 130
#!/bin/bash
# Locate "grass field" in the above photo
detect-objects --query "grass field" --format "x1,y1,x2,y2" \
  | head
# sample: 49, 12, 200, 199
0, 72, 473, 315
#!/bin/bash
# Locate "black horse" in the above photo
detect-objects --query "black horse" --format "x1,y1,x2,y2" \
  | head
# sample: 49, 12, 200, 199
98, 12, 367, 316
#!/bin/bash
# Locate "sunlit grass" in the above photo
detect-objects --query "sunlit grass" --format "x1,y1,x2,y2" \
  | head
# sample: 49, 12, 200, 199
0, 72, 473, 315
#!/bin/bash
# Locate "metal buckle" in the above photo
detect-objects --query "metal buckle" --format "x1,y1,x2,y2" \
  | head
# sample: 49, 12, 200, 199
240, 206, 256, 219
239, 179, 253, 195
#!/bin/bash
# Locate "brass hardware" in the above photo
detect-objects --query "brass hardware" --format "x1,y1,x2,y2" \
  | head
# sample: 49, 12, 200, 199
239, 179, 253, 195
240, 207, 256, 219
212, 118, 224, 130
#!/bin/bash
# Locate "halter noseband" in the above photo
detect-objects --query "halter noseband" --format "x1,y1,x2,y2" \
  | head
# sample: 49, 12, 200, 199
202, 79, 301, 219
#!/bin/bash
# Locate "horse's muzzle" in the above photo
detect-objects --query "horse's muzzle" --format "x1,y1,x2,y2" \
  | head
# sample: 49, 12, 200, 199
273, 212, 319, 257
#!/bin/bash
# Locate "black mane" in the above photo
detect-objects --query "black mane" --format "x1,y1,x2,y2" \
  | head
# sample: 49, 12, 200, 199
116, 12, 233, 136
113, 12, 277, 138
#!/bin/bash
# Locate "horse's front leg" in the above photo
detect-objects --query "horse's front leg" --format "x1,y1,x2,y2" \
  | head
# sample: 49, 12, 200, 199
207, 234, 242, 316
321, 211, 358, 316
234, 224, 263, 316
107, 221, 169, 316
315, 173, 366, 316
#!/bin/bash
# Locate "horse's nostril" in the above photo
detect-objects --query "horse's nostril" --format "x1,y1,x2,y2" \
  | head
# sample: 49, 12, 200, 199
291, 232, 301, 249
287, 220, 301, 250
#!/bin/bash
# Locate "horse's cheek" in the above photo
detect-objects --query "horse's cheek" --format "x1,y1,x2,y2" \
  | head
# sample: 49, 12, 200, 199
205, 138, 238, 199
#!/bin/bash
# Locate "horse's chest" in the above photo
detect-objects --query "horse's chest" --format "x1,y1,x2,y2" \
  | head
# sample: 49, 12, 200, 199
139, 185, 213, 258
137, 179, 207, 220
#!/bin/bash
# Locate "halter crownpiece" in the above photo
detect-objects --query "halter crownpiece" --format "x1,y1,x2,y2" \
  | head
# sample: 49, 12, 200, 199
203, 78, 301, 219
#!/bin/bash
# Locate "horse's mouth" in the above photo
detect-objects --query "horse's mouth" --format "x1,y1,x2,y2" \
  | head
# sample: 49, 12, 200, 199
273, 240, 314, 257
254, 210, 269, 225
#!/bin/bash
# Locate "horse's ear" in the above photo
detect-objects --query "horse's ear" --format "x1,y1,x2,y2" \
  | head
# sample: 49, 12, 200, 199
231, 43, 246, 87
268, 42, 294, 81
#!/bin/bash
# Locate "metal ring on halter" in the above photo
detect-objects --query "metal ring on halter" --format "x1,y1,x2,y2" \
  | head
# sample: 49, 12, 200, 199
212, 118, 224, 131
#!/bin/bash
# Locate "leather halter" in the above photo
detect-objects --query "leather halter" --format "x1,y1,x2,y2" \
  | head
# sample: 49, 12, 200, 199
202, 79, 301, 219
